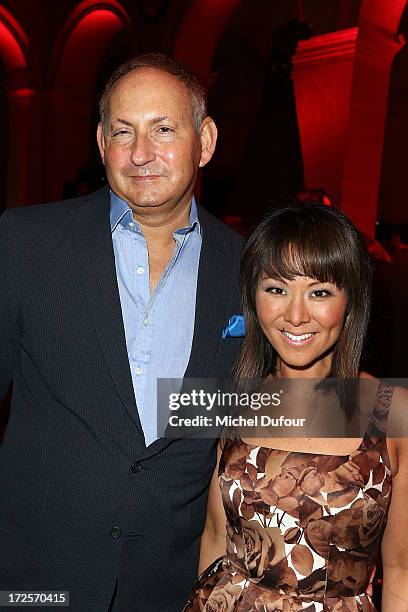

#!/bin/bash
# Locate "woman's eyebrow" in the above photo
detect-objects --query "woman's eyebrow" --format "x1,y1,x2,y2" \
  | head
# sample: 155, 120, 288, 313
261, 276, 288, 283
307, 280, 335, 287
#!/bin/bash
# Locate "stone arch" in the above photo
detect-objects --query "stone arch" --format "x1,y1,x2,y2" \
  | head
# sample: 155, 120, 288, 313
0, 5, 29, 90
46, 0, 134, 201
173, 0, 242, 86
50, 0, 133, 94
0, 6, 31, 207
174, 0, 307, 219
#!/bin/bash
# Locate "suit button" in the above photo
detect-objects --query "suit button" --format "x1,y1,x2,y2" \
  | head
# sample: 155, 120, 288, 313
110, 527, 122, 539
131, 461, 143, 473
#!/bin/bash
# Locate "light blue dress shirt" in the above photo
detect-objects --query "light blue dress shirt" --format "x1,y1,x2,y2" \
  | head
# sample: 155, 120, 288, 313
110, 191, 201, 446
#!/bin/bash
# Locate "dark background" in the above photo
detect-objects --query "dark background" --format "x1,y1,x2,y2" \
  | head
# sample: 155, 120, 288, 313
0, 0, 406, 227
1, 3, 407, 606
0, 0, 407, 419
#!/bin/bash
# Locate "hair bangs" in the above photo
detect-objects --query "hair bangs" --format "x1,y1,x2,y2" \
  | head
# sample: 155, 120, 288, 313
258, 219, 348, 289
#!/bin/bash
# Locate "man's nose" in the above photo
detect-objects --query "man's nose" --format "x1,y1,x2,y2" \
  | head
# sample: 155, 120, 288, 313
283, 295, 311, 327
130, 133, 156, 165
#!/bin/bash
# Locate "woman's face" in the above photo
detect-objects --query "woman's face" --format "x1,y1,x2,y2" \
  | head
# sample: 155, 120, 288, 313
255, 274, 348, 378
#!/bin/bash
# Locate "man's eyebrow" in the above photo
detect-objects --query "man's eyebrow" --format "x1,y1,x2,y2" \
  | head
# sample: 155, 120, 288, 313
111, 118, 132, 126
111, 116, 176, 126
151, 115, 172, 124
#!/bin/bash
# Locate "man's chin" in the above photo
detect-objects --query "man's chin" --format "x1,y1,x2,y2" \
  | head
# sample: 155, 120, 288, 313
113, 187, 165, 209
127, 197, 169, 209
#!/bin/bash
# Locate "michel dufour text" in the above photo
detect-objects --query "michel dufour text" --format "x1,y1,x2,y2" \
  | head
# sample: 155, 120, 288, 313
167, 390, 306, 429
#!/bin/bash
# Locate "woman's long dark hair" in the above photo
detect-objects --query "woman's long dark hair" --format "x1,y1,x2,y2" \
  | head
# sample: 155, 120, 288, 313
234, 205, 372, 418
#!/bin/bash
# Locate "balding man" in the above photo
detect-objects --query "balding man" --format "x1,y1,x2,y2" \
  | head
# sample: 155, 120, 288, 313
0, 54, 243, 611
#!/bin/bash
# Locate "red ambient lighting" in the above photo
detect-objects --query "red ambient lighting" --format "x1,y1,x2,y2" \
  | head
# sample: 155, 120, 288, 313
62, 9, 123, 57
55, 9, 123, 90
173, 0, 241, 81
0, 20, 26, 70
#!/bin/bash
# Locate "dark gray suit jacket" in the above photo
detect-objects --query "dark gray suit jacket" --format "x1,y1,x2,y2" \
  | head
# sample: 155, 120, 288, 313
0, 187, 244, 611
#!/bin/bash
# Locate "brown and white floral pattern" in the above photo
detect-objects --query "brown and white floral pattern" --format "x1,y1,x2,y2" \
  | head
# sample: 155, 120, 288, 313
183, 385, 393, 611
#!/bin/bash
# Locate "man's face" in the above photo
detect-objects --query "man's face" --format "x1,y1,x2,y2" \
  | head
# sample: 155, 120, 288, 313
97, 68, 214, 214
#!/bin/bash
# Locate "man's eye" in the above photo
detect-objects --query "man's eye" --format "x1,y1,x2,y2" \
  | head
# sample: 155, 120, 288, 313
112, 130, 130, 136
158, 126, 173, 133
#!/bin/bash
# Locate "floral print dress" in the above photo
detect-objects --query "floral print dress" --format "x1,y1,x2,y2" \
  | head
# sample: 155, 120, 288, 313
183, 384, 393, 611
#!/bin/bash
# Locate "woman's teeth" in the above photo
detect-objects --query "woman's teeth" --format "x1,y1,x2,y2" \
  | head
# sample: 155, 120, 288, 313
282, 331, 313, 341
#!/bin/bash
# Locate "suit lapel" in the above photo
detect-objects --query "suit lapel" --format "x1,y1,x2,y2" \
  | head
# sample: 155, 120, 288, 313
185, 206, 232, 378
70, 187, 145, 441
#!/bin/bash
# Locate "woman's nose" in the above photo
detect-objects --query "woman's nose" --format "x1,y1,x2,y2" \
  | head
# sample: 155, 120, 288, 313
283, 295, 311, 327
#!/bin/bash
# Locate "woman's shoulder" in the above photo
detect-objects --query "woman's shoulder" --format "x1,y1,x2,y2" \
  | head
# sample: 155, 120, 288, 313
366, 376, 408, 476
360, 371, 408, 422
357, 372, 408, 477
360, 370, 407, 393
359, 370, 378, 381
388, 384, 408, 420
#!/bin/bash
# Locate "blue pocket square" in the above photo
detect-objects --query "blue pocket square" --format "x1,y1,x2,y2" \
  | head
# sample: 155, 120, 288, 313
222, 315, 245, 338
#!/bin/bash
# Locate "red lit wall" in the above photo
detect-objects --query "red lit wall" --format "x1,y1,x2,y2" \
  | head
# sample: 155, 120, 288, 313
293, 0, 407, 235
173, 0, 241, 85
293, 29, 357, 209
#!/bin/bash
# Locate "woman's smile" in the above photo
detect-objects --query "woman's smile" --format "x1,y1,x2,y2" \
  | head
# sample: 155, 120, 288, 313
256, 275, 347, 376
279, 328, 316, 346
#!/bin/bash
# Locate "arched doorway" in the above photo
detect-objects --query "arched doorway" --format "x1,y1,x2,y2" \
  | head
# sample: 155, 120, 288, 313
378, 4, 408, 227
46, 0, 135, 201
175, 0, 308, 222
0, 61, 8, 215
0, 5, 29, 208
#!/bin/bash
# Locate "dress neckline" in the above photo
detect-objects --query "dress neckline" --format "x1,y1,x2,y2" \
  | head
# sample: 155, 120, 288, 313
239, 438, 363, 458
237, 381, 394, 460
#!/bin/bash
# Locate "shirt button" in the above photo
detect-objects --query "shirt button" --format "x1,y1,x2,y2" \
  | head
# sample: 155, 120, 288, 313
128, 222, 135, 228
136, 266, 144, 275
135, 366, 142, 375
143, 317, 149, 326
110, 526, 122, 539
131, 461, 143, 473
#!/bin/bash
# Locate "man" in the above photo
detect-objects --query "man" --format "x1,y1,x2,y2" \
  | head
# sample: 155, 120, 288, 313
0, 54, 244, 611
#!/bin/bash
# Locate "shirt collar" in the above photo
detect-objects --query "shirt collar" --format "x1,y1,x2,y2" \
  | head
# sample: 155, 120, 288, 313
109, 190, 200, 235
110, 191, 132, 232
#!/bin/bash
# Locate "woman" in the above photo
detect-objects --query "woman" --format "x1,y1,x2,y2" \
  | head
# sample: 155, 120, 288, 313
183, 205, 408, 611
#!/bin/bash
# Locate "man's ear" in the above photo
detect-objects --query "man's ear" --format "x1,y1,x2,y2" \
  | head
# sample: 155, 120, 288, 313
97, 123, 106, 165
199, 117, 217, 168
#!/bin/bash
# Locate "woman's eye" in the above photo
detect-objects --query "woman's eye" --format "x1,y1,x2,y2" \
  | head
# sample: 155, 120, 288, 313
265, 286, 285, 295
311, 289, 330, 298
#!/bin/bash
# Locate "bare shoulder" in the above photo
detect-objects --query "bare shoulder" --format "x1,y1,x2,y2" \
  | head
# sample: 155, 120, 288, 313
388, 386, 408, 435
390, 384, 408, 405
383, 385, 408, 476
359, 373, 408, 475
386, 384, 408, 427
359, 370, 378, 381
360, 371, 408, 410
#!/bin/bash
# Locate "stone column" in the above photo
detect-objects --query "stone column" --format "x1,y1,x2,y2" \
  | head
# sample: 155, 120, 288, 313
292, 29, 358, 210
341, 20, 403, 234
